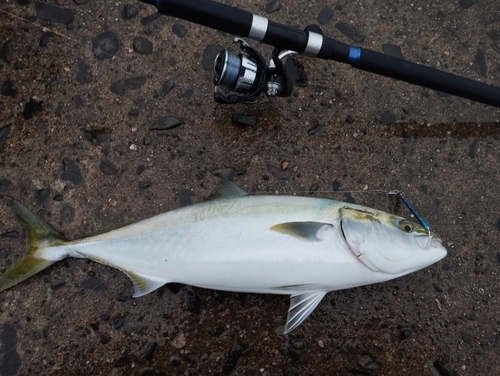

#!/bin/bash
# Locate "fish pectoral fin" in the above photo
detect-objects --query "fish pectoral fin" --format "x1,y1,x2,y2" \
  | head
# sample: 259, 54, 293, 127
270, 222, 334, 241
122, 269, 168, 298
284, 291, 327, 333
207, 176, 248, 201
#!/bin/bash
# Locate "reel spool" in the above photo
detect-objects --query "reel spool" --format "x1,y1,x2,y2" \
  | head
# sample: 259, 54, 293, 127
213, 38, 295, 104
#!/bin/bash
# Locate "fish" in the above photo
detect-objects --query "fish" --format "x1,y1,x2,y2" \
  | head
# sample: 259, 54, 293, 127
0, 179, 447, 333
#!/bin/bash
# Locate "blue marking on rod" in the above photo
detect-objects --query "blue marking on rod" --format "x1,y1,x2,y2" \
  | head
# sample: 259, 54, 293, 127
347, 47, 361, 63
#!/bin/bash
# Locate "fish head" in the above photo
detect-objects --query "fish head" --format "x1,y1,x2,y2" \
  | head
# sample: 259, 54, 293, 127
339, 206, 447, 275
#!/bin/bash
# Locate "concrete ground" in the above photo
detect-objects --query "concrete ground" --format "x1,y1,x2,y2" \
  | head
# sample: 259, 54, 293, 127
0, 0, 499, 375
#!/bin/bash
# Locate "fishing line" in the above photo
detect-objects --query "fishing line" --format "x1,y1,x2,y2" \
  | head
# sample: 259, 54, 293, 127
0, 275, 107, 360
272, 189, 388, 195
271, 187, 436, 231
0, 7, 205, 98
0, 8, 75, 42
0, 8, 347, 349
1, 6, 197, 351
0, 186, 450, 361
0, 6, 448, 361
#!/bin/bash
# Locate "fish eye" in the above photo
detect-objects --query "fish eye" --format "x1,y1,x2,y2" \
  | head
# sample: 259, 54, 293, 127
401, 222, 413, 233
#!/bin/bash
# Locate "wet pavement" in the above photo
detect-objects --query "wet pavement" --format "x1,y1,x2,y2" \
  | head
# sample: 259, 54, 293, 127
1, 0, 500, 375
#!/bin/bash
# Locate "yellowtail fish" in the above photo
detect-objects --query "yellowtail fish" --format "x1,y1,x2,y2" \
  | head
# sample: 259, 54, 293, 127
0, 180, 447, 333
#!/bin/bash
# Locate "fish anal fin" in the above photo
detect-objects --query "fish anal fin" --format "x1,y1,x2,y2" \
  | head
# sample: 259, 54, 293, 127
123, 270, 167, 298
284, 291, 326, 334
270, 222, 334, 241
207, 176, 248, 201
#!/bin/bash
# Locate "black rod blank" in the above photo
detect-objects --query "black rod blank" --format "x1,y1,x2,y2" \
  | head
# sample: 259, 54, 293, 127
139, 0, 500, 108
354, 49, 500, 108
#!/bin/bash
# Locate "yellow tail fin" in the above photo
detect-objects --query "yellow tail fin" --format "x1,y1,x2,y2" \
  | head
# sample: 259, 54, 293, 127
0, 196, 67, 292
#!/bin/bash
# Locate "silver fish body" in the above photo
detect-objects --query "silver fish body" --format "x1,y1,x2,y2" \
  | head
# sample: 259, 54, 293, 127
0, 180, 447, 333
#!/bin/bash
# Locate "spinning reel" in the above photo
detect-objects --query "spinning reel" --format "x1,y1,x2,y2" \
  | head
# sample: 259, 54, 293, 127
213, 38, 296, 104
142, 0, 500, 108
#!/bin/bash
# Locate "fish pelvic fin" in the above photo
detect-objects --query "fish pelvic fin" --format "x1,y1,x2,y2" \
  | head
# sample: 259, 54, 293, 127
284, 291, 327, 334
0, 196, 68, 293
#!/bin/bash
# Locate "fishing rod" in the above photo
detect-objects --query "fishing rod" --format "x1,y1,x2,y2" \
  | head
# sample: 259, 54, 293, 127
139, 0, 500, 107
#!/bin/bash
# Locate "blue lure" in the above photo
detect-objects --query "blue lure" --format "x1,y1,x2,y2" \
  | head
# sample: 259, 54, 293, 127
387, 190, 430, 234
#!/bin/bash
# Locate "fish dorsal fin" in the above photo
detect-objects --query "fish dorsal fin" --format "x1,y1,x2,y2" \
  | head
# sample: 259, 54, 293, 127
270, 222, 334, 241
284, 291, 326, 333
207, 177, 249, 200
123, 269, 168, 298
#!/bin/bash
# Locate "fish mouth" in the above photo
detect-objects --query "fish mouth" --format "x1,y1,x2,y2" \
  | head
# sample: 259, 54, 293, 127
415, 234, 443, 250
432, 237, 443, 245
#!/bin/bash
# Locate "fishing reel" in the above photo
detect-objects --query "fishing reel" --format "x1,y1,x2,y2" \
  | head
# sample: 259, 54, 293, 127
213, 38, 296, 104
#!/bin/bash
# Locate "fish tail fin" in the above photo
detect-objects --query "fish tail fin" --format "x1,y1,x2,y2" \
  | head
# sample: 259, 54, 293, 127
0, 196, 67, 293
